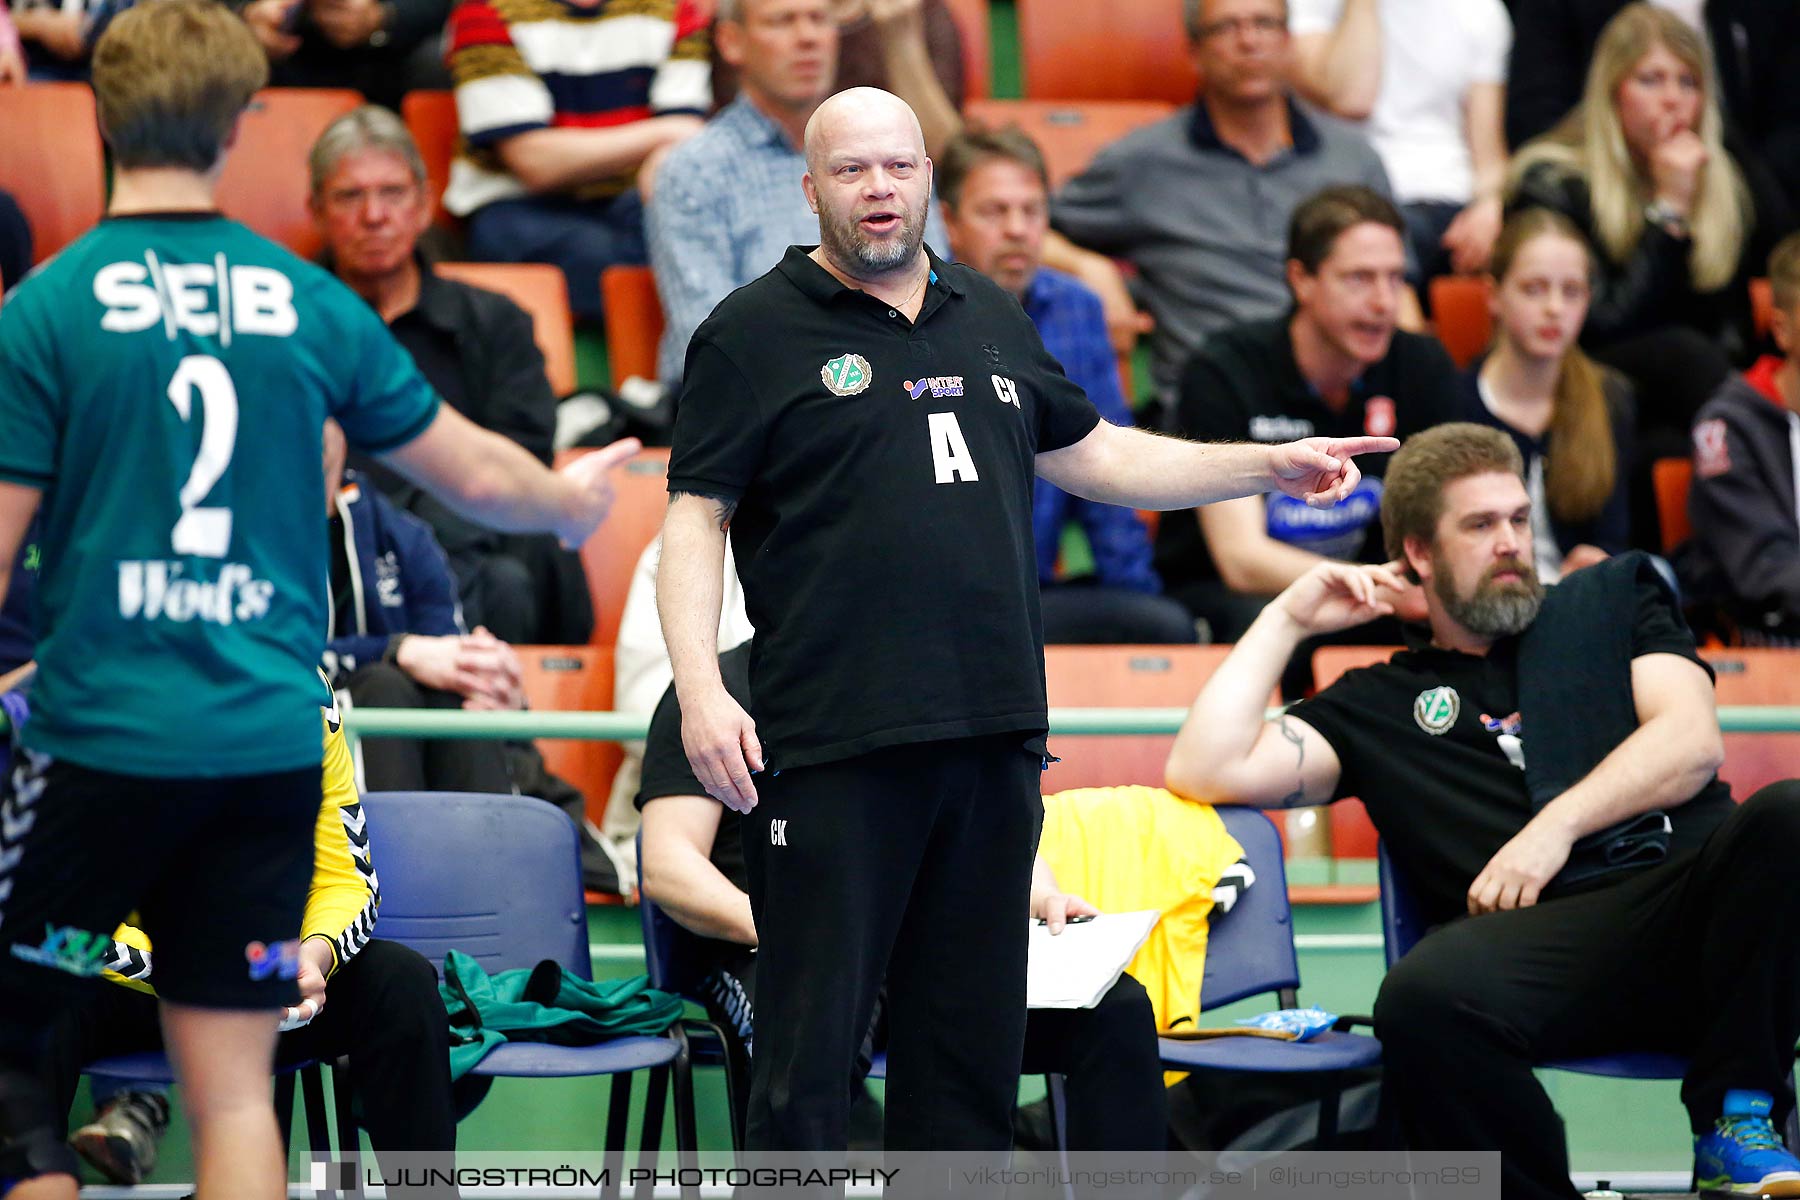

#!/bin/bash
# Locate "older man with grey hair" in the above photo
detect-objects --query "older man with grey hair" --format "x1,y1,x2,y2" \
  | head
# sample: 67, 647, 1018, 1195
1052, 0, 1416, 422
309, 105, 592, 648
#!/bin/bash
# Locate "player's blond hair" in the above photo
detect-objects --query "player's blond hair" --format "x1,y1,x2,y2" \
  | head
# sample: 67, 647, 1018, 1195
92, 0, 267, 172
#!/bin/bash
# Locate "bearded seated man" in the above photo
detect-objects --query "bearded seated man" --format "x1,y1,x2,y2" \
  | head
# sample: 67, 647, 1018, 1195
1164, 421, 1800, 1200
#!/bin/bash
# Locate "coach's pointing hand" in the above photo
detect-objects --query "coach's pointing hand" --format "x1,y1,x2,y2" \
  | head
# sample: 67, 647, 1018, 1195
682, 685, 765, 813
1269, 435, 1400, 507
555, 436, 642, 548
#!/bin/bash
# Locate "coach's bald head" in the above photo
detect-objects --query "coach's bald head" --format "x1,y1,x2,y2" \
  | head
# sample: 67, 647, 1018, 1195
803, 86, 925, 176
802, 88, 932, 282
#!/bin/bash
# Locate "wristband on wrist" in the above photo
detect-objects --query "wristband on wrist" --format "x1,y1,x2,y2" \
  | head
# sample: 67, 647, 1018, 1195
1645, 200, 1690, 239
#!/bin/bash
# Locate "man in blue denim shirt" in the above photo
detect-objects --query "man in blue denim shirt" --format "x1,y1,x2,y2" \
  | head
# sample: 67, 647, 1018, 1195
646, 0, 953, 386
939, 126, 1194, 644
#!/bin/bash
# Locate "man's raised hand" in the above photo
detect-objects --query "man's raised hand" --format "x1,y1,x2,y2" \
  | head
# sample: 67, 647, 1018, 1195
1275, 560, 1409, 636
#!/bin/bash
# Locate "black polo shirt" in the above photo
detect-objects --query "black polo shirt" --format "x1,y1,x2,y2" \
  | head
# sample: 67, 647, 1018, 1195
1155, 316, 1461, 590
1288, 576, 1735, 927
668, 245, 1101, 771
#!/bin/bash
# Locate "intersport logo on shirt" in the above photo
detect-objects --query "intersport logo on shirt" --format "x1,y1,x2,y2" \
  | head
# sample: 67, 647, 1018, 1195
904, 376, 964, 400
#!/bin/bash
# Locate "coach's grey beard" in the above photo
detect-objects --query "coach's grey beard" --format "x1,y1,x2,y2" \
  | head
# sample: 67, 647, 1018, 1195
819, 193, 929, 276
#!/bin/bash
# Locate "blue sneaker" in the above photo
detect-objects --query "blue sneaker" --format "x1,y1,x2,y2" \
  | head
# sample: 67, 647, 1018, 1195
1695, 1090, 1800, 1196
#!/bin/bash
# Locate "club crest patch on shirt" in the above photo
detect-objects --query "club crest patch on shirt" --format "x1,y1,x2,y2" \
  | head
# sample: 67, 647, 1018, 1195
1413, 685, 1461, 735
1692, 418, 1732, 479
821, 353, 873, 397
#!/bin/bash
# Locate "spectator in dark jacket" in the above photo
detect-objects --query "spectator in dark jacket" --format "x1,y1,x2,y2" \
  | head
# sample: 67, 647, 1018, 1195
322, 420, 519, 795
311, 105, 594, 645
79, 0, 451, 107
1506, 0, 1800, 213
1463, 208, 1635, 577
1505, 4, 1791, 468
1684, 231, 1800, 643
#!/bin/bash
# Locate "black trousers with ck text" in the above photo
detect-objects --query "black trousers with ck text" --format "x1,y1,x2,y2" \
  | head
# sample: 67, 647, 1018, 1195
1373, 782, 1800, 1200
739, 735, 1043, 1152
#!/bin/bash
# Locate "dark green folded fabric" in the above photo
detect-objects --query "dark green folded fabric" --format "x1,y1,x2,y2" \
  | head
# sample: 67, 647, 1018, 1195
439, 948, 685, 1079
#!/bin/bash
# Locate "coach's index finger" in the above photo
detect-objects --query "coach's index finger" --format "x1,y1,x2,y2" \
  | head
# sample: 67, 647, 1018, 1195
1329, 436, 1400, 459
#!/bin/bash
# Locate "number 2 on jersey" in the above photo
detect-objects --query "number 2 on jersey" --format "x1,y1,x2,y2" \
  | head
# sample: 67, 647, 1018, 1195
165, 354, 238, 559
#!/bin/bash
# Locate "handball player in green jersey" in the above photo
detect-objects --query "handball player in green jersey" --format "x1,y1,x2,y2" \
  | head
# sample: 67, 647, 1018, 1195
0, 3, 638, 1195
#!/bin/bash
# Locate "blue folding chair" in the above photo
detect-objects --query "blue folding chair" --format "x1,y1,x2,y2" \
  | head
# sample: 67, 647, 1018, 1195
1156, 807, 1383, 1146
1376, 842, 1687, 1080
80, 1052, 336, 1161
363, 792, 688, 1197
636, 834, 746, 1152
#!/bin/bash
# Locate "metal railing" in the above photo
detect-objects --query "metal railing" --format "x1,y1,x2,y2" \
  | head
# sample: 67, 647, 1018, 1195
5, 706, 1800, 739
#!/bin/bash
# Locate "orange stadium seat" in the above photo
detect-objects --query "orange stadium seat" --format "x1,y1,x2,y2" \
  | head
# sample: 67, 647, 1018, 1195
1040, 644, 1233, 793
1310, 645, 1398, 857
0, 83, 105, 263
1751, 276, 1774, 340
1016, 0, 1198, 104
401, 89, 459, 230
1652, 457, 1692, 553
1704, 648, 1800, 802
1428, 275, 1493, 369
601, 264, 666, 388
941, 0, 991, 100
963, 99, 1176, 190
216, 88, 364, 259
434, 261, 577, 395
516, 644, 623, 830
560, 445, 671, 647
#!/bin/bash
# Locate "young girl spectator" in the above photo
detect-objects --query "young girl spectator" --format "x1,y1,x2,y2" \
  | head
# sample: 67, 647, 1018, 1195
1506, 3, 1789, 457
1464, 208, 1634, 581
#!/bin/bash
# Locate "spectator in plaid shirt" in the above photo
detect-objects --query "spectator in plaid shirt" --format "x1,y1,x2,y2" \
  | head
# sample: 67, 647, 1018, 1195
443, 0, 710, 319
938, 126, 1195, 645
646, 0, 950, 386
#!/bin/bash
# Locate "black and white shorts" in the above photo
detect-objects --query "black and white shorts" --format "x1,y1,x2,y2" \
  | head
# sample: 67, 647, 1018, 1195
0, 752, 317, 1009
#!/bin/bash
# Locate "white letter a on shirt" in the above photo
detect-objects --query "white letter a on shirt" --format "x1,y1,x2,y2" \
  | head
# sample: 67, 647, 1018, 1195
928, 412, 980, 484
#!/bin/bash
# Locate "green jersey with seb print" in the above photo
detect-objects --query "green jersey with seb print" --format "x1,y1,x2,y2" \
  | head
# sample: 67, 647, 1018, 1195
0, 213, 440, 778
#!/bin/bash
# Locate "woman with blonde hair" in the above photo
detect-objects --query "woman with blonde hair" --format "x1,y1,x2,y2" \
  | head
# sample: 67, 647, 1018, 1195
1506, 2, 1790, 485
1462, 208, 1635, 580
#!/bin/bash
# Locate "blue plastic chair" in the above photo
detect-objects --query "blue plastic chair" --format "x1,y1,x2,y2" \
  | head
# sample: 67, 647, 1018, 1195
1156, 807, 1383, 1145
80, 1052, 336, 1160
1375, 843, 1687, 1080
636, 837, 745, 1152
363, 792, 687, 1196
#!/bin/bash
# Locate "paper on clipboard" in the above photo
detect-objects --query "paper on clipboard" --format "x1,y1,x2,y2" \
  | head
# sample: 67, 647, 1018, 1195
1025, 910, 1159, 1010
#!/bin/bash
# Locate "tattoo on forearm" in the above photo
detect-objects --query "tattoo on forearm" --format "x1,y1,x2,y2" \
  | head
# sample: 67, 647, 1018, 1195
1276, 716, 1308, 808
670, 490, 740, 532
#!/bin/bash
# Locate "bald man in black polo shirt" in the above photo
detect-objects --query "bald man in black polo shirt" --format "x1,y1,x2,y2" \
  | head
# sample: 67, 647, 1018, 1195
656, 86, 1395, 1154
